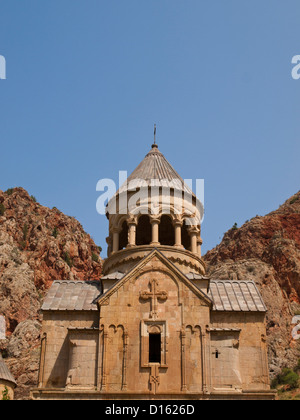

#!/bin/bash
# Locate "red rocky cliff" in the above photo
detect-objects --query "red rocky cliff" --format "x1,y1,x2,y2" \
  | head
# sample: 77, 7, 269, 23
0, 188, 102, 399
204, 191, 300, 378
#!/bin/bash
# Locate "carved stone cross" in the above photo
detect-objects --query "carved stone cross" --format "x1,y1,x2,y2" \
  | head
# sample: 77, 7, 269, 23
149, 365, 160, 394
140, 279, 168, 320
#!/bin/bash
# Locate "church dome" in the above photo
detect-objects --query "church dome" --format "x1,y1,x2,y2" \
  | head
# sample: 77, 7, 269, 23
116, 144, 194, 196
103, 142, 205, 277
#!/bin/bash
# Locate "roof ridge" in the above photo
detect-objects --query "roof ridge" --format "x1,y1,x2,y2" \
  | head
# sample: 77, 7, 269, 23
210, 279, 257, 283
52, 280, 100, 284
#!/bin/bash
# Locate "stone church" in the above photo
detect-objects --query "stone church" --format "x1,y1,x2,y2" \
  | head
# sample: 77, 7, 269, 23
31, 143, 275, 400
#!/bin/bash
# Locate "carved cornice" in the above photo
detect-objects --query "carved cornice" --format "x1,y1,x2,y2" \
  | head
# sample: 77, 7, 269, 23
103, 245, 206, 275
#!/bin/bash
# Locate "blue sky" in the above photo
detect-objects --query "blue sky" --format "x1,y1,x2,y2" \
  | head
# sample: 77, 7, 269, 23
0, 1, 299, 255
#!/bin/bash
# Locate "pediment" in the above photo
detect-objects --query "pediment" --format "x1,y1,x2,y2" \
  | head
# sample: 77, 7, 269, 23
98, 249, 213, 308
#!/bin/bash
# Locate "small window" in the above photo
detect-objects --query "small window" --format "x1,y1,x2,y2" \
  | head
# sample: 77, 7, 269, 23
149, 334, 161, 364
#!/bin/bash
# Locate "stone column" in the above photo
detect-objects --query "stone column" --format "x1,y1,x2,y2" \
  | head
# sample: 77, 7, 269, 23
38, 333, 47, 388
112, 228, 120, 254
201, 331, 208, 394
150, 217, 160, 246
127, 218, 137, 248
101, 328, 108, 391
197, 237, 203, 258
205, 326, 212, 393
173, 220, 184, 249
261, 334, 270, 387
189, 227, 198, 254
122, 331, 128, 391
106, 236, 112, 257
181, 328, 187, 391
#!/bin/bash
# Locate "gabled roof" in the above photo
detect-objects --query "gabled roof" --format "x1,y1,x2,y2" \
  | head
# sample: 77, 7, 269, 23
208, 280, 267, 312
98, 248, 213, 307
0, 355, 17, 387
115, 144, 194, 196
42, 281, 102, 312
101, 271, 125, 281
40, 260, 267, 314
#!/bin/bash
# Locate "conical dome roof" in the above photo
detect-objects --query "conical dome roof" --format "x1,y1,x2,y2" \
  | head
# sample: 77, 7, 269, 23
0, 354, 17, 386
117, 144, 194, 195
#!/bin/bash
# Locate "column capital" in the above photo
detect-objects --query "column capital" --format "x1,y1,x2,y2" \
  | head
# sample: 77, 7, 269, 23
187, 226, 200, 235
150, 216, 161, 225
173, 218, 183, 227
127, 215, 138, 226
112, 227, 121, 234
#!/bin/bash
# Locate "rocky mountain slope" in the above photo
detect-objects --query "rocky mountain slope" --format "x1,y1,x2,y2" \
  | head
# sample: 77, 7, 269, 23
0, 188, 102, 399
1, 187, 299, 398
204, 191, 300, 378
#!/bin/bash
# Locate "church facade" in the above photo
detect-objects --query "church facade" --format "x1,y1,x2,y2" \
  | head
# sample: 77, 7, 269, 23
31, 144, 275, 400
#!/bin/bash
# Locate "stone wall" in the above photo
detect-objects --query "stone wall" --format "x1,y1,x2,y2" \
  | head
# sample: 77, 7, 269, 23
34, 253, 272, 399
210, 312, 270, 390
40, 312, 99, 389
99, 255, 211, 395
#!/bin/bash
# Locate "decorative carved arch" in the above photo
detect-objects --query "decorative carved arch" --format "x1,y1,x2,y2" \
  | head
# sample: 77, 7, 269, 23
116, 215, 130, 231
186, 324, 202, 335
147, 324, 163, 334
131, 205, 153, 217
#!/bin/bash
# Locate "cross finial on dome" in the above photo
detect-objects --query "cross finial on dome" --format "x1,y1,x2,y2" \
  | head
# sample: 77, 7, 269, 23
152, 124, 158, 149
